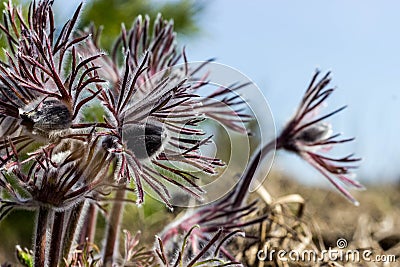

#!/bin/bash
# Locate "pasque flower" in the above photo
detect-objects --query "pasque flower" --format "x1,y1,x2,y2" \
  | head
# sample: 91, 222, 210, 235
157, 71, 364, 265
0, 135, 116, 219
156, 225, 243, 266
0, 0, 104, 162
277, 71, 363, 205
0, 1, 365, 266
159, 192, 268, 263
0, 1, 253, 264
78, 14, 252, 207
0, 0, 251, 210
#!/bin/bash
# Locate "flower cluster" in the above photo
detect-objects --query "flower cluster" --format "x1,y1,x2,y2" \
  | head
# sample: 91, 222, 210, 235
0, 1, 252, 265
0, 0, 250, 215
77, 14, 252, 208
0, 1, 364, 266
0, 1, 108, 218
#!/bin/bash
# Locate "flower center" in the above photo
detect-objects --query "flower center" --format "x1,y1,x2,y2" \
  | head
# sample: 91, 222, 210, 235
125, 122, 167, 159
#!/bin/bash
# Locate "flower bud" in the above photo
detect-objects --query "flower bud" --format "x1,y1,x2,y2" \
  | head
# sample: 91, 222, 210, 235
295, 123, 332, 144
19, 99, 72, 133
125, 122, 167, 160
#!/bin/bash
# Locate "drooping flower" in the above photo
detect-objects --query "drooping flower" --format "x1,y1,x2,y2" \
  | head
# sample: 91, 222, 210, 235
277, 71, 363, 205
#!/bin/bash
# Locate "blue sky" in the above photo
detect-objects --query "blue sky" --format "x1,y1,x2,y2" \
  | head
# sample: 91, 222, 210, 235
182, 0, 400, 185
59, 0, 400, 185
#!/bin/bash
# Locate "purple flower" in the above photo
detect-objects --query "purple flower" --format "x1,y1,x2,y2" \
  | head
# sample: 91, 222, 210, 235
0, 0, 105, 158
159, 195, 267, 262
0, 1, 251, 210
77, 15, 252, 208
156, 226, 243, 266
0, 136, 114, 218
277, 71, 364, 205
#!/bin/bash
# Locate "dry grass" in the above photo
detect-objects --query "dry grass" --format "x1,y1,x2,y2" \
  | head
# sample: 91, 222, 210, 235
237, 171, 400, 266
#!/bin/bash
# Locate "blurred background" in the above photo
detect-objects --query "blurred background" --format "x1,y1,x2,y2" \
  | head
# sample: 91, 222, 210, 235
1, 0, 399, 263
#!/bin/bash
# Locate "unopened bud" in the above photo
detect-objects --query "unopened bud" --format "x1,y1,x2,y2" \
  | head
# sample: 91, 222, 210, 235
295, 123, 332, 143
125, 122, 167, 160
19, 99, 72, 133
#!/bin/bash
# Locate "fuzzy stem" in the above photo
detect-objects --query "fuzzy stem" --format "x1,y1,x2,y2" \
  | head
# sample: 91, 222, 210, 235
62, 202, 86, 263
34, 207, 51, 267
79, 203, 98, 244
102, 188, 126, 265
231, 139, 277, 208
48, 211, 65, 267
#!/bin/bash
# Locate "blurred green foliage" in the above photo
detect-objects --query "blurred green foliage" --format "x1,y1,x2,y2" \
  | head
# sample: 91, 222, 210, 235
82, 103, 107, 123
79, 0, 204, 50
0, 210, 34, 261
0, 0, 203, 58
0, 0, 21, 60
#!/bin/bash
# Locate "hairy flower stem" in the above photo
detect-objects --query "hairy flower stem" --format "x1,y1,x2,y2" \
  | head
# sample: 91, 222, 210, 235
103, 188, 126, 265
79, 203, 98, 244
62, 203, 86, 262
231, 139, 277, 209
48, 211, 65, 267
34, 207, 51, 267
